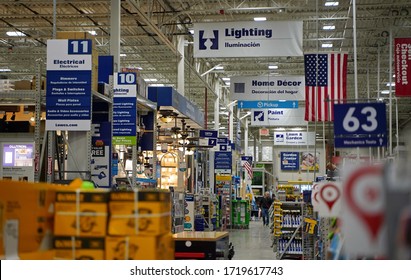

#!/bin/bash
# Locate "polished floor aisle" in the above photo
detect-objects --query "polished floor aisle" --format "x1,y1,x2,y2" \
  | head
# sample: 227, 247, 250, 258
228, 220, 277, 260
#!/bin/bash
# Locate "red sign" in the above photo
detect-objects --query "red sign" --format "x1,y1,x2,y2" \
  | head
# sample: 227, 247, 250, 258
259, 128, 270, 136
395, 38, 411, 97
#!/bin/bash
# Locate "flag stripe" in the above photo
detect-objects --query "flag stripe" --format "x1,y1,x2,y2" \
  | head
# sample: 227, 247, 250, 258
304, 53, 348, 122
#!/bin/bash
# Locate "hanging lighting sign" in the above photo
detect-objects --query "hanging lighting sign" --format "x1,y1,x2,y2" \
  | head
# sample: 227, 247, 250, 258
395, 38, 411, 97
112, 72, 137, 145
46, 39, 92, 131
193, 21, 303, 58
230, 76, 305, 101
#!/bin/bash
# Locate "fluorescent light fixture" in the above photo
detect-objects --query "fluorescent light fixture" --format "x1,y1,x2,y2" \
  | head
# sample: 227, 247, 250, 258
222, 77, 230, 81
381, 90, 390, 94
291, 127, 304, 131
377, 97, 384, 101
144, 78, 158, 82
322, 43, 333, 48
189, 29, 194, 35
386, 82, 395, 87
120, 54, 127, 57
6, 31, 26, 37
136, 66, 143, 70
88, 30, 97, 35
0, 68, 11, 72
226, 100, 237, 107
214, 66, 224, 70
225, 82, 231, 86
219, 127, 226, 130
274, 127, 286, 131
325, 1, 339, 6
240, 112, 251, 120
278, 100, 286, 102
322, 25, 335, 30
220, 107, 227, 110
150, 84, 164, 87
268, 65, 278, 69
254, 17, 267, 22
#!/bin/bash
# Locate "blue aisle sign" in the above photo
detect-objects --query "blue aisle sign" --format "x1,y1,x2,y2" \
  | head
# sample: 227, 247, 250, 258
238, 100, 298, 109
91, 122, 111, 188
280, 152, 300, 171
46, 39, 92, 131
199, 129, 218, 138
112, 72, 137, 145
214, 151, 232, 174
334, 103, 387, 148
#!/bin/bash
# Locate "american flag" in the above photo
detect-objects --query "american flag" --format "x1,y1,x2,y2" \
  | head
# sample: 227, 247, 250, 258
304, 53, 348, 121
242, 157, 253, 179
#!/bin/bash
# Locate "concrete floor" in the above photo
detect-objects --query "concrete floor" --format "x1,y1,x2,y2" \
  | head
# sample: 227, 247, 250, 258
228, 220, 277, 260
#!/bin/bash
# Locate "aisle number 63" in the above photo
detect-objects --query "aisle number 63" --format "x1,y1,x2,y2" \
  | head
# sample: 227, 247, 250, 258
343, 106, 378, 132
334, 103, 386, 135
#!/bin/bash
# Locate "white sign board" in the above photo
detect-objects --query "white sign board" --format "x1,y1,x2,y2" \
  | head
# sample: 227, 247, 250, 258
230, 76, 305, 101
274, 132, 315, 146
341, 164, 387, 256
193, 21, 303, 58
250, 108, 307, 126
316, 181, 343, 218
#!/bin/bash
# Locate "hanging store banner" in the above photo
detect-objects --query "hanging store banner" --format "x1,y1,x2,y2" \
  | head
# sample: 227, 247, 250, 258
394, 38, 411, 97
112, 72, 137, 145
250, 108, 307, 126
193, 21, 303, 58
46, 39, 92, 131
214, 151, 232, 174
274, 131, 315, 146
230, 76, 305, 101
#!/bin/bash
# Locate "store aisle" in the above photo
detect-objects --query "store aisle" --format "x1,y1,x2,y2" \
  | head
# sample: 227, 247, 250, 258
229, 220, 276, 260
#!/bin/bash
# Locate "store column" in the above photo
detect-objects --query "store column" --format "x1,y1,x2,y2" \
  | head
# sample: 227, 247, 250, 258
110, 0, 121, 72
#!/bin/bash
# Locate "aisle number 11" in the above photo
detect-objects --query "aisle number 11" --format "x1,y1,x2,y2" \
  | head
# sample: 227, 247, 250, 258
334, 103, 387, 135
68, 39, 92, 55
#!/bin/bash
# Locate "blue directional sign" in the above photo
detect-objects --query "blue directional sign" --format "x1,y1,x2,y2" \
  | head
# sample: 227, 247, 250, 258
200, 129, 218, 138
334, 137, 387, 148
334, 103, 386, 135
217, 137, 229, 145
214, 151, 232, 173
208, 138, 217, 146
334, 103, 387, 148
238, 100, 298, 109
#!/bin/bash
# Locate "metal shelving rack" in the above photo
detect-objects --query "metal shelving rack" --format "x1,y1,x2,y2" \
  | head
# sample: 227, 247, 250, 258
276, 201, 304, 260
302, 202, 316, 260
0, 63, 44, 182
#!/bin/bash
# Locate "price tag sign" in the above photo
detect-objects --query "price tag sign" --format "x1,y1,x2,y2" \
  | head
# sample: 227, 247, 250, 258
334, 103, 387, 148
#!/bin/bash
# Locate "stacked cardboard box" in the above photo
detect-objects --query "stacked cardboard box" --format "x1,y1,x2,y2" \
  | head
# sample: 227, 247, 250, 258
0, 180, 81, 259
0, 180, 174, 260
106, 190, 174, 260
53, 190, 109, 260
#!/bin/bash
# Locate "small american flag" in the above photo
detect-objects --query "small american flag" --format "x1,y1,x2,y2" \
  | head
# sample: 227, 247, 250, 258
304, 53, 348, 121
243, 157, 253, 179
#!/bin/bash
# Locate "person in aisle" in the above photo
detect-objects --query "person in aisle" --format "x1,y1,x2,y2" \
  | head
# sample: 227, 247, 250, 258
260, 191, 273, 226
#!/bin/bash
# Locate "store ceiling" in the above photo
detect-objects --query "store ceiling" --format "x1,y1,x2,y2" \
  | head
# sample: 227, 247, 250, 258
1, 0, 411, 143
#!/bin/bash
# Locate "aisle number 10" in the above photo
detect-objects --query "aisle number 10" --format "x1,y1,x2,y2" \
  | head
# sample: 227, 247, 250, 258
334, 103, 386, 135
117, 73, 136, 84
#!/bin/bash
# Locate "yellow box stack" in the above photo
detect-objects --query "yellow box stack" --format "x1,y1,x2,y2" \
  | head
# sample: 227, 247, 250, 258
53, 189, 109, 260
106, 190, 174, 260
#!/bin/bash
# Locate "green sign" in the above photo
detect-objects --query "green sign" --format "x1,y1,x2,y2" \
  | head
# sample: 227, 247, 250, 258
112, 136, 136, 145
